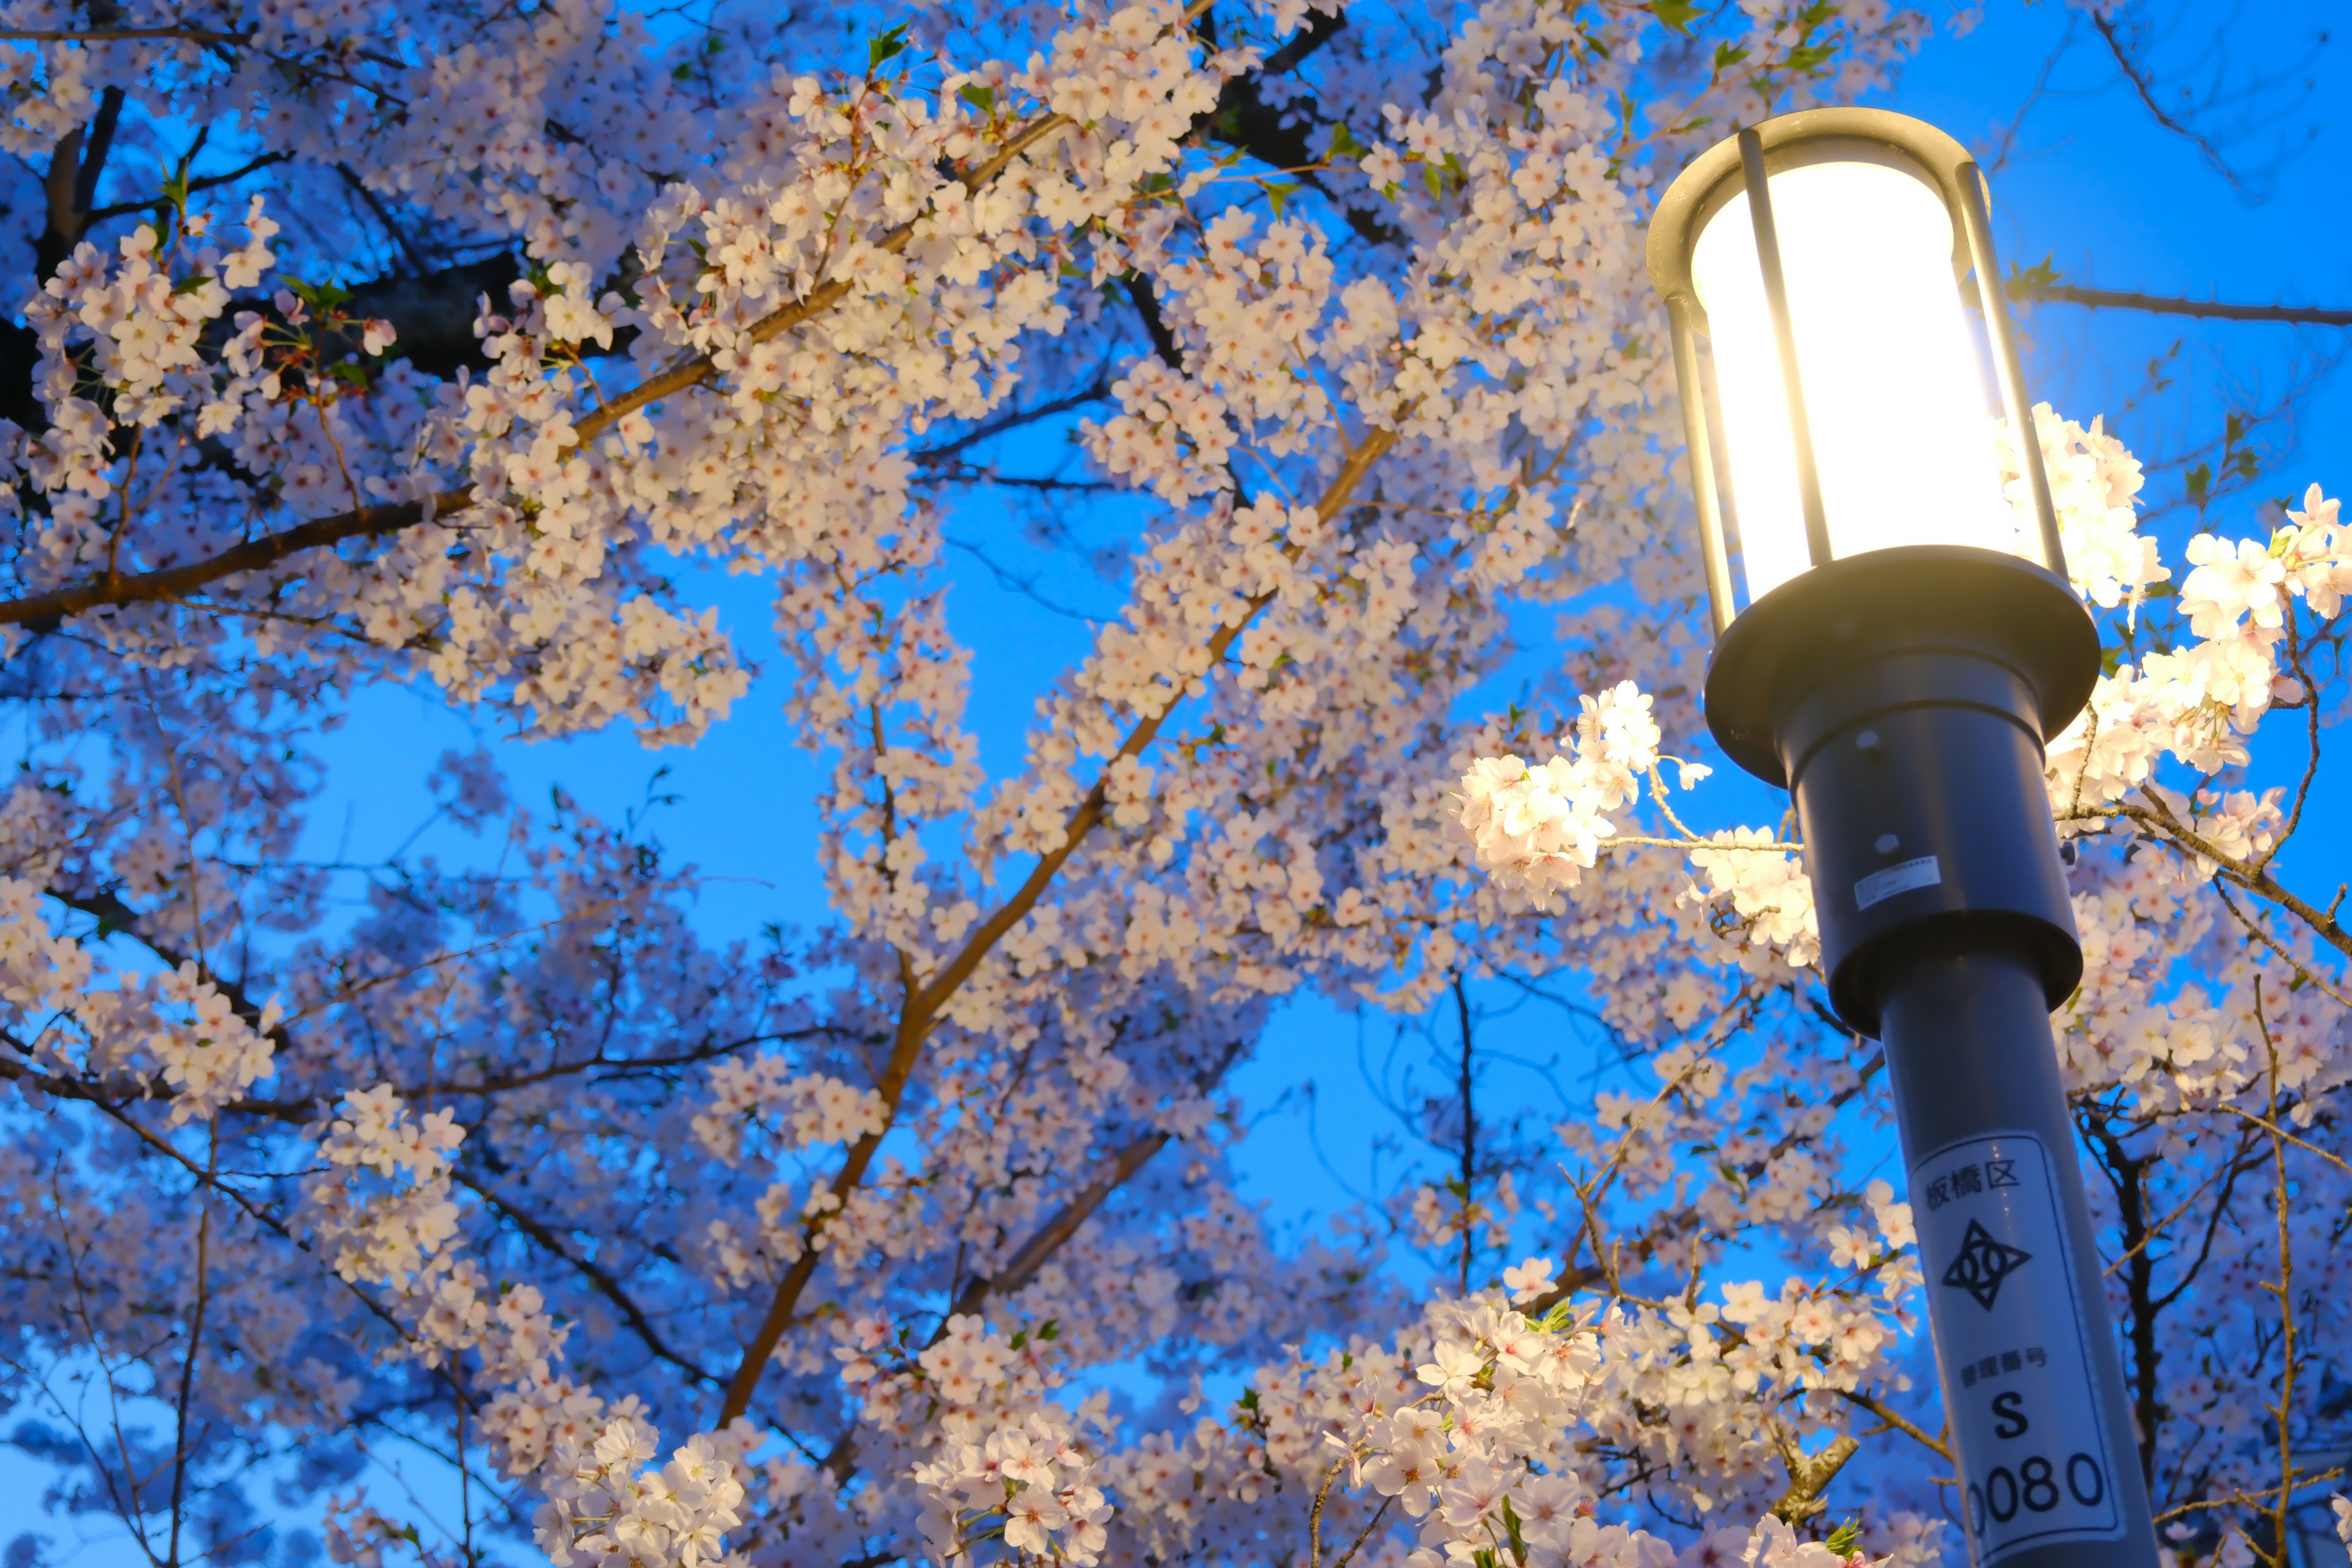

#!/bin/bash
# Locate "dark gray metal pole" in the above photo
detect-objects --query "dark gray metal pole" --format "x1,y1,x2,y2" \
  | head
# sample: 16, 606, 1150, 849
1702, 545, 2160, 1568
1878, 945, 2156, 1568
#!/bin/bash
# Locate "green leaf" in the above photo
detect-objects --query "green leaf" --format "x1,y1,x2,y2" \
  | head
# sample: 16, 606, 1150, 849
1264, 180, 1300, 216
287, 277, 352, 310
869, 23, 910, 72
1710, 42, 1749, 73
1824, 1519, 1862, 1556
1501, 1495, 1528, 1564
1327, 121, 1362, 158
1039, 1317, 1060, 1340
2007, 254, 2062, 295
959, 81, 995, 113
1643, 0, 1701, 34
1424, 164, 1445, 198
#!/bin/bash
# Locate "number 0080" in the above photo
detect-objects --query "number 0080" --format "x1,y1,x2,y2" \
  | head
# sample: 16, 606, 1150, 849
1968, 1453, 2106, 1534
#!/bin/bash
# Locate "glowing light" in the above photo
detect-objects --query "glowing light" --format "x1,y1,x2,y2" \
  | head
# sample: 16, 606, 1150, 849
1691, 157, 2021, 604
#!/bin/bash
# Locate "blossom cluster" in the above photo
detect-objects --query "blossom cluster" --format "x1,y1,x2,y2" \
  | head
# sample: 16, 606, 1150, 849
913, 1407, 1115, 1564
1996, 404, 2168, 612
691, 1055, 891, 1162
1093, 1286, 1932, 1568
0, 875, 280, 1123
535, 1419, 747, 1568
2051, 482, 2350, 802
1450, 682, 1664, 906
303, 1085, 466, 1285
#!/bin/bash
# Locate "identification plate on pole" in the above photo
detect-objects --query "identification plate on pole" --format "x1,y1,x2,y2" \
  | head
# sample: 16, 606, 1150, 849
1910, 1131, 2126, 1564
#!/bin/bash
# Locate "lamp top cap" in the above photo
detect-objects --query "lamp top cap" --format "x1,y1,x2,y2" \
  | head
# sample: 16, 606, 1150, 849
1645, 107, 1983, 309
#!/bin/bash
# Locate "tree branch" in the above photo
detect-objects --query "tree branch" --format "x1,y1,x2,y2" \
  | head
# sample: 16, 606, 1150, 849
453, 1170, 722, 1389
0, 99, 1085, 630
75, 1090, 440, 1370
2076, 800, 2352, 963
0, 1044, 299, 1124
911, 374, 1111, 466
714, 425, 1395, 1425
71, 88, 126, 223
86, 150, 291, 222
1831, 1389, 1951, 1461
1125, 273, 1184, 369
0, 489, 474, 629
2084, 9, 2267, 195
944, 1129, 1172, 1322
1768, 1430, 1860, 1524
0, 26, 246, 41
2216, 1104, 2352, 1180
945, 1027, 1242, 1324
0, 0, 1343, 635
2013, 281, 2352, 328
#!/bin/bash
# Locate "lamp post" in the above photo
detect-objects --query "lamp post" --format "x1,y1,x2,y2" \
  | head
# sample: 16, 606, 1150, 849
1645, 109, 2159, 1568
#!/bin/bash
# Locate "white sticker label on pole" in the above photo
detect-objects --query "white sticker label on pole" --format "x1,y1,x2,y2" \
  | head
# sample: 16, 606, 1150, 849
1855, 855, 1941, 910
1910, 1130, 2125, 1564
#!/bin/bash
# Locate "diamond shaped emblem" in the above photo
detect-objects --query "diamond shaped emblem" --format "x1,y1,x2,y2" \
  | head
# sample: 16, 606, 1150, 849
1942, 1219, 2032, 1310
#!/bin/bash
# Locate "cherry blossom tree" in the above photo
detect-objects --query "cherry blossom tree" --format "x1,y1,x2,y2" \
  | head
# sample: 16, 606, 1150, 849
0, 0, 2343, 1566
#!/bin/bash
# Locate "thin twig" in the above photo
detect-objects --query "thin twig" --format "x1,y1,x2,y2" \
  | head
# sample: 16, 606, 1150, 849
2258, 992, 2295, 1568
1330, 1493, 1395, 1568
2215, 1106, 2352, 1180
2101, 1140, 2258, 1278
166, 1129, 218, 1566
1832, 1388, 1952, 1462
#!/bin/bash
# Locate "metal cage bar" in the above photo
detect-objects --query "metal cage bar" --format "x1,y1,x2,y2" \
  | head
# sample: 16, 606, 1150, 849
1736, 126, 1833, 571
1666, 295, 1738, 638
1953, 159, 2068, 579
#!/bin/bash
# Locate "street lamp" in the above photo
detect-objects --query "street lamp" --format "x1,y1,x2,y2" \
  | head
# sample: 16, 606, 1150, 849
1647, 108, 2159, 1568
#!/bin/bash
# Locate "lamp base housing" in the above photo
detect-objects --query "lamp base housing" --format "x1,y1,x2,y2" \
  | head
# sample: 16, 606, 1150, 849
1702, 545, 2099, 1036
